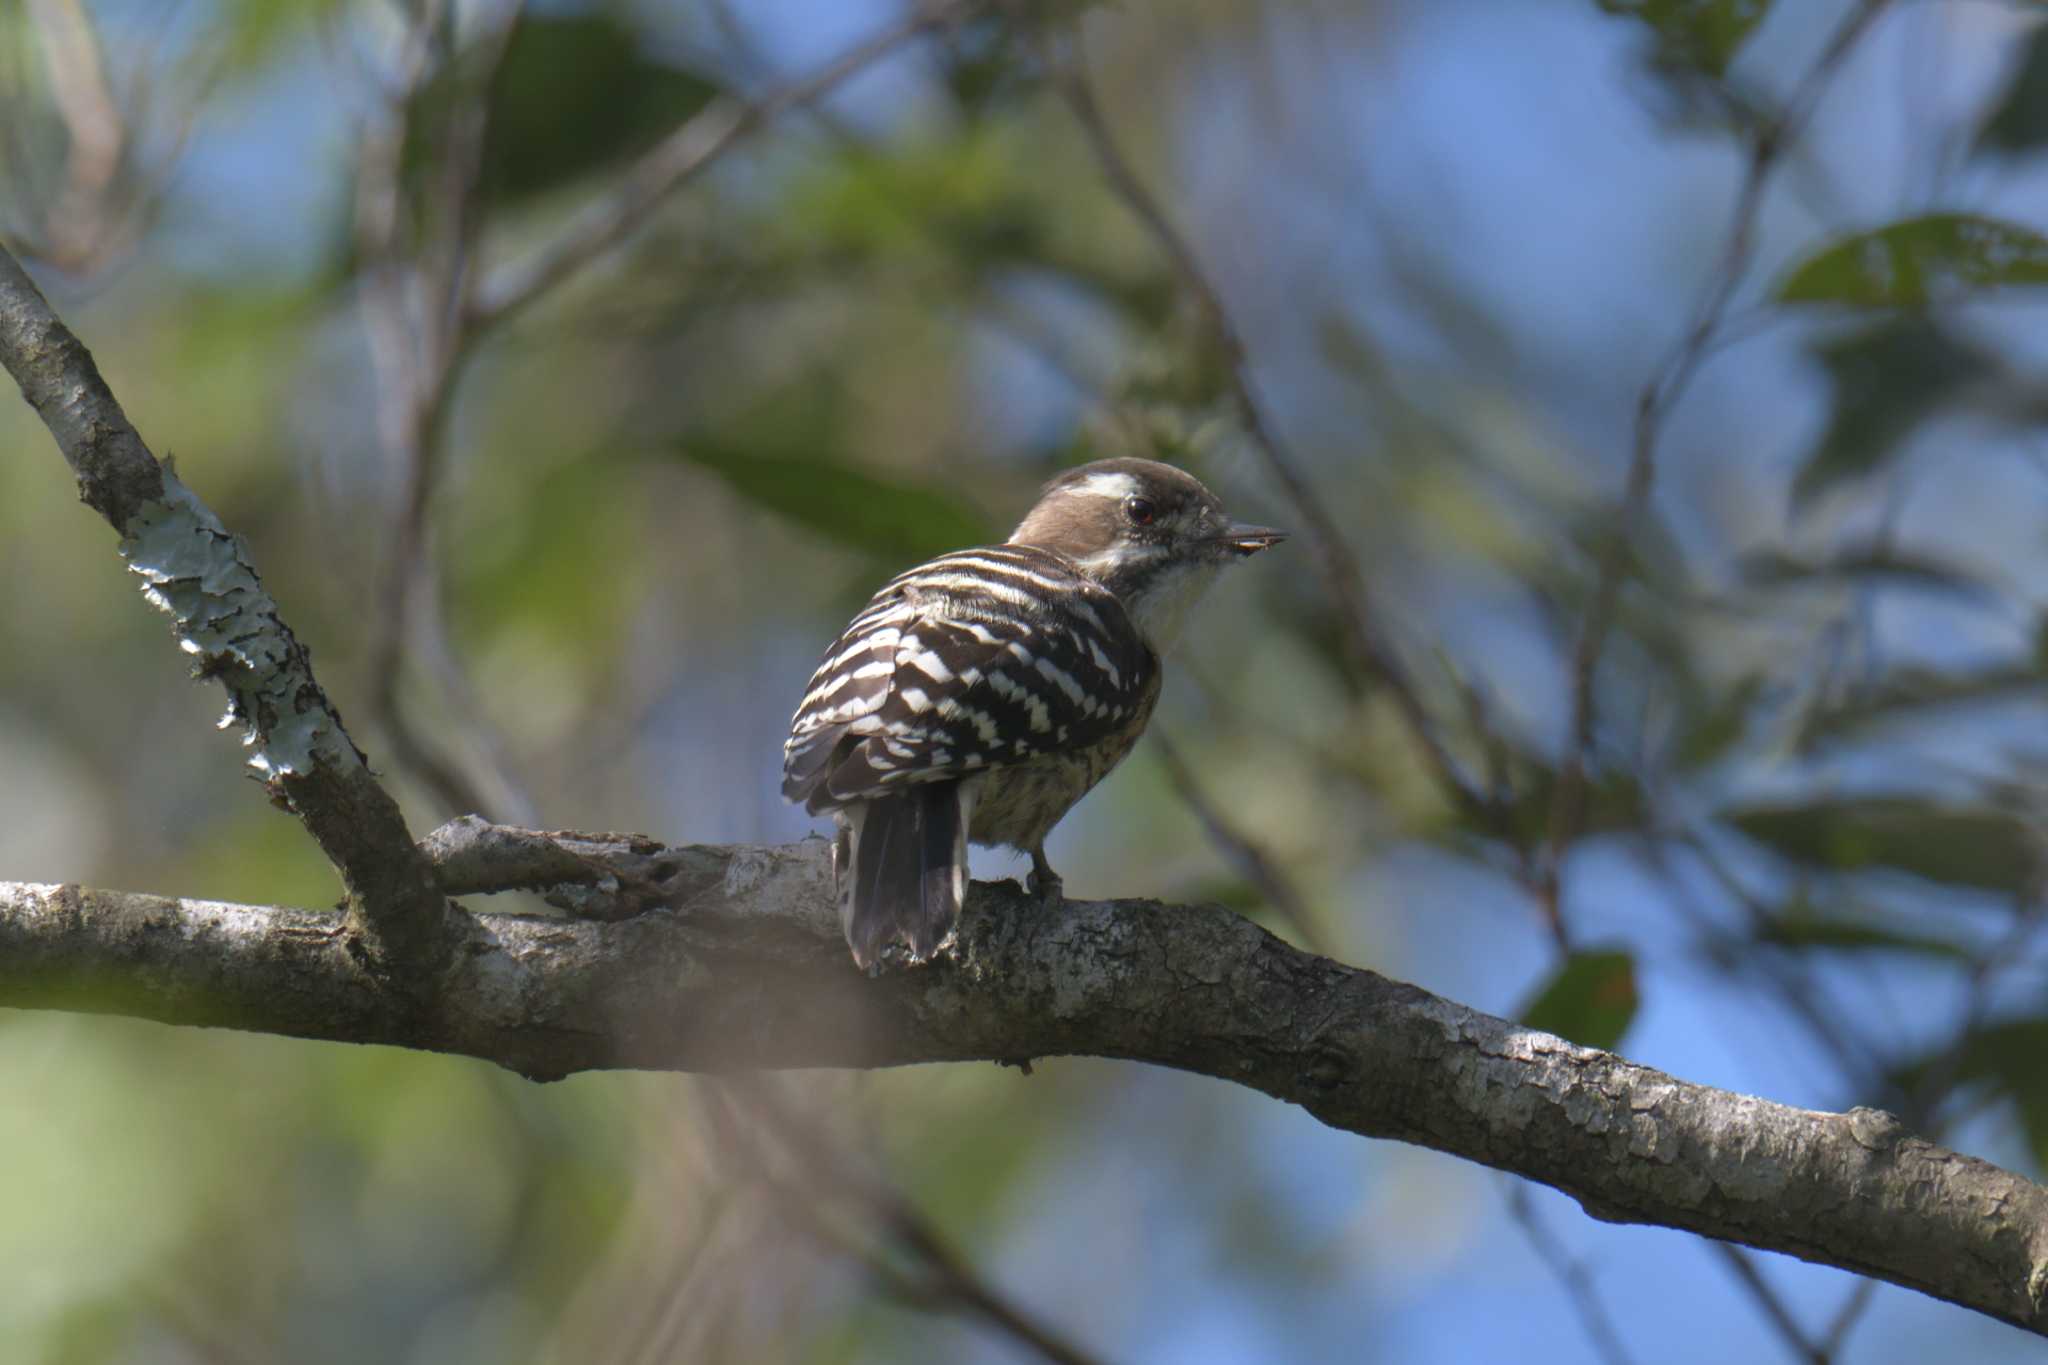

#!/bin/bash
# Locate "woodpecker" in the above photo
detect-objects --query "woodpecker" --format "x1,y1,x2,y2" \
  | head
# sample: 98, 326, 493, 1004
782, 457, 1284, 969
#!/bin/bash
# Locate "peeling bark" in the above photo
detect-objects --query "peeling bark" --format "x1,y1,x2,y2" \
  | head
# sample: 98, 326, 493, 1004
1, 827, 2043, 1337
0, 248, 450, 970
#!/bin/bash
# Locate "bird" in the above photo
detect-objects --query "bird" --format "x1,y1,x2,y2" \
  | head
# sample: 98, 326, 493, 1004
782, 457, 1284, 970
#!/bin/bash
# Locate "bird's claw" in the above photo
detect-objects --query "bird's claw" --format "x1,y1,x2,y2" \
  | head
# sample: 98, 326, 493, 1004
1027, 855, 1064, 912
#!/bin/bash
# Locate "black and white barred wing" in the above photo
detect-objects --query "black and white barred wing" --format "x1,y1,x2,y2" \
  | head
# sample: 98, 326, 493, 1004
782, 546, 1155, 814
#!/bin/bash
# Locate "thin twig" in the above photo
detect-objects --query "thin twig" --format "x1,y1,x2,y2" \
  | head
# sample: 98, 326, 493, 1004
467, 0, 976, 331
1713, 1243, 1827, 1365
352, 0, 535, 822
25, 0, 125, 269
1027, 12, 1487, 824
1154, 730, 1336, 958
1504, 1182, 1636, 1365
1818, 1277, 1880, 1360
1543, 0, 1896, 915
707, 1076, 1111, 1365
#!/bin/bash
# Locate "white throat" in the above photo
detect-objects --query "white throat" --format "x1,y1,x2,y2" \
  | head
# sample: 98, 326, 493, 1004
1094, 554, 1221, 654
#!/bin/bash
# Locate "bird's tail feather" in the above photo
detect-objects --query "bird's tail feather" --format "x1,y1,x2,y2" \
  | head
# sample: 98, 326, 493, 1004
840, 782, 972, 969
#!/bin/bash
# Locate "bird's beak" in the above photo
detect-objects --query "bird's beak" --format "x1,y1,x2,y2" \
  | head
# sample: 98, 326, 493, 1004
1217, 522, 1287, 557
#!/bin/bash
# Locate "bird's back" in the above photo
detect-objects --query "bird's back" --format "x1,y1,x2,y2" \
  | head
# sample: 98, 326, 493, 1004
782, 543, 1157, 816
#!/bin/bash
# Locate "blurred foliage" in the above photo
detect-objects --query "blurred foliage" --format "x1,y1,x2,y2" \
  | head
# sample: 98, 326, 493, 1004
1726, 798, 2039, 895
1897, 1019, 2048, 1167
1593, 0, 1770, 78
1977, 20, 2048, 157
1776, 213, 2048, 308
1790, 317, 1991, 505
781, 124, 1050, 268
406, 13, 721, 213
673, 382, 996, 563
1793, 658, 2048, 750
1519, 950, 1640, 1052
1733, 545, 1991, 603
2, 0, 2048, 1361
1758, 899, 1971, 961
211, 0, 353, 75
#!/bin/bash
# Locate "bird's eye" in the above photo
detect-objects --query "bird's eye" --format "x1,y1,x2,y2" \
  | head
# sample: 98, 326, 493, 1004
1124, 496, 1157, 527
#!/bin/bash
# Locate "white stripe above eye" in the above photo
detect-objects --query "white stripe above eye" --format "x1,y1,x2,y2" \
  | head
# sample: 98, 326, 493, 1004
1074, 471, 1141, 500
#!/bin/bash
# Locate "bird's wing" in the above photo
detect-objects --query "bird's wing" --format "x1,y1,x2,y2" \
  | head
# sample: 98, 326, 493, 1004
782, 546, 1156, 814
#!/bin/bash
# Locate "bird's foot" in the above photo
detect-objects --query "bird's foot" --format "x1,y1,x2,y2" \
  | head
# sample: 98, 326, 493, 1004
1026, 848, 1064, 912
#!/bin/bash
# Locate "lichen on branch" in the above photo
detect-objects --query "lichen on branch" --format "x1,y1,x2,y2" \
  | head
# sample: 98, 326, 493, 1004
122, 467, 363, 780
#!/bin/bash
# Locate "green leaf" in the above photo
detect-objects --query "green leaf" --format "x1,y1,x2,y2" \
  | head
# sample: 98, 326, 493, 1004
1594, 0, 1772, 77
673, 389, 994, 563
780, 128, 1046, 266
1976, 22, 2048, 156
1795, 664, 2044, 749
1735, 546, 1991, 601
449, 453, 646, 653
1791, 318, 1990, 505
411, 15, 720, 210
1174, 877, 1265, 916
1501, 766, 1645, 847
1726, 797, 2038, 893
1519, 950, 1639, 1052
1673, 675, 1763, 770
1896, 1019, 2048, 1165
1777, 214, 2048, 308
213, 0, 352, 75
934, 15, 1030, 115
1759, 908, 1970, 960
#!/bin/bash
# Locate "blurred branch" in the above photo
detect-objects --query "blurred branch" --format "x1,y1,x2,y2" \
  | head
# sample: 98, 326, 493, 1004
1712, 1242, 1829, 1365
354, 0, 532, 823
1544, 0, 1897, 909
14, 0, 201, 273
1712, 1252, 1843, 1365
25, 0, 123, 268
1154, 731, 1335, 957
1504, 1181, 1636, 1365
1819, 1278, 1881, 1360
0, 827, 2044, 1336
1023, 13, 1497, 833
0, 245, 451, 972
705, 1078, 1109, 1365
466, 0, 976, 332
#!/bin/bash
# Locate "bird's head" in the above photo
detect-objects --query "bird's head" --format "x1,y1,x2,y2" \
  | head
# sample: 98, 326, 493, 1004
1008, 458, 1284, 652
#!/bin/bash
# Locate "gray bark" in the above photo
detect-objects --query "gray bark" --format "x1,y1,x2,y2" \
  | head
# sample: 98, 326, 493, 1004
2, 822, 2044, 1337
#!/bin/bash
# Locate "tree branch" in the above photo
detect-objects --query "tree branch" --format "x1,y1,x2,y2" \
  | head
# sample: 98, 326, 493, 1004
354, 0, 535, 823
1, 826, 2043, 1338
0, 245, 450, 972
